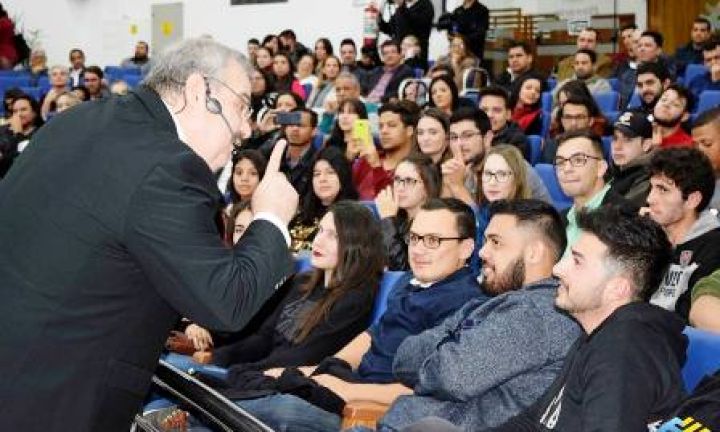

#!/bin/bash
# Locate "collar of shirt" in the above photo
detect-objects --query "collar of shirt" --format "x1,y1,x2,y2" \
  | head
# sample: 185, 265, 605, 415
406, 0, 419, 7
409, 277, 437, 289
161, 99, 189, 143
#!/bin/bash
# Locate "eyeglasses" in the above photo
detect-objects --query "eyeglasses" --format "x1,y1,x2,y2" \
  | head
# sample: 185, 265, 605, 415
206, 76, 252, 122
554, 153, 602, 169
405, 232, 466, 249
481, 169, 514, 183
393, 176, 420, 188
448, 131, 481, 142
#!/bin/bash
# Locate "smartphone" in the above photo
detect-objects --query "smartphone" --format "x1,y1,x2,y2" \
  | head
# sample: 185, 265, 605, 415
276, 111, 302, 126
352, 119, 372, 149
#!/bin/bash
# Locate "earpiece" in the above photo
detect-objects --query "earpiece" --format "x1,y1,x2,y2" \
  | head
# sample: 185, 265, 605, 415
203, 77, 223, 115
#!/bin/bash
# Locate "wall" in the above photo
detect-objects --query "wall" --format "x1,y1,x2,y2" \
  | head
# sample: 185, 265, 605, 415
5, 0, 647, 68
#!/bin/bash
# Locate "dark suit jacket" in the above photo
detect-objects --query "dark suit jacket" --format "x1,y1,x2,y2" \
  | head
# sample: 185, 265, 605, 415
0, 86, 293, 431
362, 64, 416, 103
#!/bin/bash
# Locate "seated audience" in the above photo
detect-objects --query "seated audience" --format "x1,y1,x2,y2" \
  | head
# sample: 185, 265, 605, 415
555, 49, 611, 95
436, 34, 479, 92
688, 38, 720, 98
675, 16, 713, 77
647, 148, 720, 330
0, 95, 44, 177
607, 110, 654, 211
326, 98, 369, 158
278, 29, 310, 66
411, 108, 451, 165
120, 41, 151, 72
276, 107, 319, 198
67, 48, 86, 88
549, 80, 608, 139
555, 28, 613, 81
250, 91, 303, 151
83, 66, 110, 101
379, 199, 580, 431
363, 40, 415, 104
40, 65, 70, 120
554, 130, 610, 252
427, 74, 468, 116
313, 38, 334, 74
54, 91, 82, 114
652, 84, 694, 149
272, 52, 306, 100
224, 149, 266, 207
247, 38, 260, 65
249, 67, 276, 124
400, 35, 425, 72
375, 154, 441, 271
510, 73, 546, 136
691, 106, 720, 211
27, 48, 48, 86
353, 100, 419, 200
289, 147, 358, 253
317, 72, 364, 135
495, 40, 539, 92
542, 93, 606, 164
633, 61, 671, 114
255, 46, 274, 74
231, 198, 488, 432
308, 55, 341, 109
211, 200, 385, 369
224, 200, 254, 246
489, 206, 686, 431
296, 53, 319, 97
612, 23, 639, 78
262, 34, 280, 55
478, 86, 529, 160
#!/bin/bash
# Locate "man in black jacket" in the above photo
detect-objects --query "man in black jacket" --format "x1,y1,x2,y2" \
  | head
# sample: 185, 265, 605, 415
363, 40, 416, 103
490, 206, 687, 431
478, 86, 529, 160
442, 0, 489, 61
0, 38, 298, 431
607, 110, 654, 211
378, 0, 434, 70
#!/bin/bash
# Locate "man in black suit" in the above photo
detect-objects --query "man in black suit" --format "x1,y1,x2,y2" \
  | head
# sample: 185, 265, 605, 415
0, 37, 298, 431
378, 0, 434, 70
363, 40, 416, 103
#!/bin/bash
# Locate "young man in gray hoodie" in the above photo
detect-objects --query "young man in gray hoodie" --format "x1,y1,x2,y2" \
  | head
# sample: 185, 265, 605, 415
646, 147, 720, 330
377, 199, 581, 431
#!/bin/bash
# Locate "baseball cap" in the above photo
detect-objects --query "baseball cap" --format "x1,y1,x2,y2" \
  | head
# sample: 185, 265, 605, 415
614, 110, 652, 139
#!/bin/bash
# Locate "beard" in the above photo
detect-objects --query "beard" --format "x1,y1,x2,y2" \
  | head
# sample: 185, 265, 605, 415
653, 112, 684, 128
482, 257, 526, 295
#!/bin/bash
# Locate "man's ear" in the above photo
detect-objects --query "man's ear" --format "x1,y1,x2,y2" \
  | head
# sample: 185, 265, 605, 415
641, 138, 653, 152
605, 274, 636, 303
459, 237, 475, 262
182, 72, 207, 114
685, 190, 703, 212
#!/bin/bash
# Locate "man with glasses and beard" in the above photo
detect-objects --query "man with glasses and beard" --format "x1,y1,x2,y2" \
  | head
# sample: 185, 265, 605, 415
651, 84, 694, 148
376, 199, 580, 431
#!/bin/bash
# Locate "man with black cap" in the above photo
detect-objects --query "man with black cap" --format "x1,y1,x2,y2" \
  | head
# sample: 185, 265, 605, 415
607, 110, 655, 211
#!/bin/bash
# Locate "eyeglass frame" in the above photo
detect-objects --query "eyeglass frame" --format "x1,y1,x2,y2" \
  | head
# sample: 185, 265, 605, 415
448, 130, 481, 142
480, 169, 514, 183
554, 152, 603, 169
404, 231, 467, 249
393, 176, 421, 188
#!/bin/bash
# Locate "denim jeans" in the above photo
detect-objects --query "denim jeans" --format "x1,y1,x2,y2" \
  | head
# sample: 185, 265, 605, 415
236, 394, 342, 432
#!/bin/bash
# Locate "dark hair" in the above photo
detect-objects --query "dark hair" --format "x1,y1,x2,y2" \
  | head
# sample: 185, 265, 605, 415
488, 199, 567, 261
3, 87, 26, 114
290, 107, 318, 127
420, 198, 477, 241
428, 75, 460, 111
380, 39, 402, 54
275, 91, 305, 110
636, 61, 670, 83
297, 146, 358, 225
412, 107, 450, 158
428, 63, 456, 80
378, 100, 421, 127
663, 83, 695, 113
315, 38, 334, 56
649, 148, 716, 213
328, 98, 368, 147
694, 16, 712, 31
69, 48, 84, 60
273, 52, 296, 77
224, 200, 253, 245
508, 40, 532, 55
279, 29, 296, 40
556, 79, 601, 115
641, 30, 664, 48
248, 38, 260, 45
11, 95, 44, 129
576, 206, 672, 300
84, 65, 104, 80
620, 23, 638, 32
702, 38, 720, 53
449, 106, 491, 134
262, 34, 278, 46
693, 105, 720, 130
295, 200, 385, 342
575, 48, 597, 64
558, 93, 600, 132
556, 129, 604, 157
226, 149, 267, 203
400, 153, 442, 203
478, 86, 511, 109
272, 53, 297, 93
580, 27, 599, 38
509, 72, 546, 110
340, 38, 356, 49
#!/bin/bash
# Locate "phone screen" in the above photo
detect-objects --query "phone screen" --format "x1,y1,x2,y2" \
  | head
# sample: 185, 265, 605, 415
352, 119, 372, 149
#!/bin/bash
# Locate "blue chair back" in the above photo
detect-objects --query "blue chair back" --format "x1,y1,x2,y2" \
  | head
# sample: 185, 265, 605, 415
371, 271, 406, 325
627, 92, 641, 109
162, 352, 229, 380
603, 110, 620, 125
682, 326, 720, 392
461, 91, 479, 106
684, 64, 707, 87
608, 78, 619, 91
540, 110, 551, 138
0, 75, 30, 89
312, 132, 325, 150
696, 90, 720, 114
593, 91, 619, 112
294, 255, 313, 274
527, 135, 542, 165
302, 83, 313, 100
360, 200, 379, 219
541, 91, 552, 111
601, 136, 613, 163
123, 74, 143, 88
534, 164, 572, 210
546, 77, 557, 91
19, 87, 42, 102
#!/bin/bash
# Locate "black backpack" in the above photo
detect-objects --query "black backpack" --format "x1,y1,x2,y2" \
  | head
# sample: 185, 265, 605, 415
13, 32, 30, 65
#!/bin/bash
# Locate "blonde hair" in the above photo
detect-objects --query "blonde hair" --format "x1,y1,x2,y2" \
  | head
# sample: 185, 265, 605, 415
477, 144, 531, 204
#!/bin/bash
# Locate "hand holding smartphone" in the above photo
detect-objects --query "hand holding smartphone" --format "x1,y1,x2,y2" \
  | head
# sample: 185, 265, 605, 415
352, 119, 372, 150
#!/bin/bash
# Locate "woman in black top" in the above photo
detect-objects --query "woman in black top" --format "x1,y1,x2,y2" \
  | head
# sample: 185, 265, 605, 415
212, 200, 385, 369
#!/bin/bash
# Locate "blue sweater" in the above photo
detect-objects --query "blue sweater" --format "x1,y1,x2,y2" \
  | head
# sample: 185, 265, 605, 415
356, 267, 487, 383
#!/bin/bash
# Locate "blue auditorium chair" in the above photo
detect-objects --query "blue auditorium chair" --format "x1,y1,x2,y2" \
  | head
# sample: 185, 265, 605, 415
601, 136, 612, 163
684, 64, 707, 89
534, 164, 572, 210
370, 271, 406, 325
311, 132, 325, 150
593, 91, 619, 112
361, 200, 379, 219
527, 135, 542, 165
123, 74, 143, 88
20, 87, 42, 102
541, 91, 552, 112
696, 90, 720, 114
682, 326, 720, 392
608, 78, 619, 91
294, 254, 313, 273
540, 111, 551, 138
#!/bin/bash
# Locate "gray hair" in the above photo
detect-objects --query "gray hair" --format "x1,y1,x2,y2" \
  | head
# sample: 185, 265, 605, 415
336, 71, 360, 89
143, 37, 252, 97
